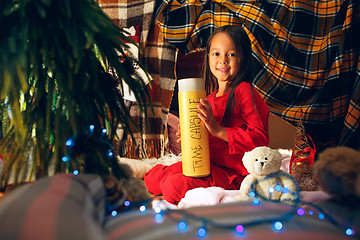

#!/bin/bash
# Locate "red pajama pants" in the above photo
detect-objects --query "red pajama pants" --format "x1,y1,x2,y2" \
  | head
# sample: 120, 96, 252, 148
144, 161, 244, 205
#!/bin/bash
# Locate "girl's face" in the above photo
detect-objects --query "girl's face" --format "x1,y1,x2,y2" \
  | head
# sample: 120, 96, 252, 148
208, 32, 240, 86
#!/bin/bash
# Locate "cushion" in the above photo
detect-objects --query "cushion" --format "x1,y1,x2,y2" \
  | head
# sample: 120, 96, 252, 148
0, 173, 107, 240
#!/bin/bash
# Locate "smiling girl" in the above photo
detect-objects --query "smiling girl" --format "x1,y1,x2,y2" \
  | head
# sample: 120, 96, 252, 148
144, 25, 269, 205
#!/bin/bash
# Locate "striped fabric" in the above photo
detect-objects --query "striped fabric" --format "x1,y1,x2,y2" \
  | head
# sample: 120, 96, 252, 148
0, 174, 354, 240
155, 0, 360, 151
105, 201, 350, 240
96, 0, 178, 159
0, 174, 106, 240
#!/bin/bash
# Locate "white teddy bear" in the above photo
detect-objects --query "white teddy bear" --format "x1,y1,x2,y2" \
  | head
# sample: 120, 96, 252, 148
175, 147, 298, 208
238, 146, 298, 202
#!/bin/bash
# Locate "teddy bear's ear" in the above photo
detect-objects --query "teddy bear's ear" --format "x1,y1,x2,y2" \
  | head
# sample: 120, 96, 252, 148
242, 151, 254, 172
273, 149, 282, 160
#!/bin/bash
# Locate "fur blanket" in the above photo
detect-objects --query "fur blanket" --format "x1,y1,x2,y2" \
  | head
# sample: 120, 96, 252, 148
117, 154, 182, 179
118, 149, 331, 209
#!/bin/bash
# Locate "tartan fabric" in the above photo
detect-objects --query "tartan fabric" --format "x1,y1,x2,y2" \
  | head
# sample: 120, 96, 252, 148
96, 0, 177, 158
96, 0, 155, 50
155, 0, 360, 150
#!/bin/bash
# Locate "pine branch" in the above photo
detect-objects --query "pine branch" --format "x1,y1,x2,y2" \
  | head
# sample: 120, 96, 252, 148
0, 0, 152, 190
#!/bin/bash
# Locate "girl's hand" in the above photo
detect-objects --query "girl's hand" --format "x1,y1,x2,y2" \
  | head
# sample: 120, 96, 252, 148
176, 124, 181, 144
197, 99, 228, 141
197, 99, 219, 135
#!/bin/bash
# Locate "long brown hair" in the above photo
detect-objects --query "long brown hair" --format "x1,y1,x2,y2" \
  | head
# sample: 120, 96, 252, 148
203, 25, 253, 126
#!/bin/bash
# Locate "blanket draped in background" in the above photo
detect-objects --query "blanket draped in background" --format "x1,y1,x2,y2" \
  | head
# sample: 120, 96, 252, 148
96, 0, 177, 159
155, 0, 360, 151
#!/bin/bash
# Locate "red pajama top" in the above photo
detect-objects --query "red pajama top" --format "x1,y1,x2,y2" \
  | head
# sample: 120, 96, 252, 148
207, 81, 269, 176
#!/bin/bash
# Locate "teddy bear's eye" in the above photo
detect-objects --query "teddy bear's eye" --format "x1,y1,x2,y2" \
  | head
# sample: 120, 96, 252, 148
265, 157, 268, 160
255, 159, 258, 161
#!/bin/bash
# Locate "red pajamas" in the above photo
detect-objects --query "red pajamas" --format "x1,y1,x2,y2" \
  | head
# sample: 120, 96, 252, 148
144, 82, 269, 204
144, 161, 243, 204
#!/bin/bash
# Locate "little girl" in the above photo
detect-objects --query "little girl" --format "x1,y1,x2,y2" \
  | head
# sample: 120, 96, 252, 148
144, 25, 269, 205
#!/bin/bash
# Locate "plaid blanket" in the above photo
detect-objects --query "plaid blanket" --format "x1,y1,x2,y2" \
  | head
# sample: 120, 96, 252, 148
96, 0, 177, 159
155, 0, 360, 151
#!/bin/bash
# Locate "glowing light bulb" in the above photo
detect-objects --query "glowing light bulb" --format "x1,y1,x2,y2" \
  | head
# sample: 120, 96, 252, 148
282, 187, 289, 193
268, 187, 275, 193
345, 228, 354, 236
178, 221, 187, 231
108, 151, 114, 157
252, 198, 260, 205
297, 208, 305, 216
62, 156, 69, 162
197, 227, 206, 238
124, 201, 130, 207
235, 224, 244, 234
154, 213, 163, 222
89, 125, 95, 132
65, 139, 73, 146
139, 205, 146, 212
308, 210, 314, 215
248, 191, 256, 198
102, 128, 107, 134
274, 184, 282, 192
111, 210, 118, 217
274, 221, 283, 231
318, 213, 325, 220
73, 170, 79, 175
154, 207, 162, 213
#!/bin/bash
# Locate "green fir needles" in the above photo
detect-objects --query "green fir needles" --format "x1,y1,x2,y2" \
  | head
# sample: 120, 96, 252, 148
0, 0, 152, 190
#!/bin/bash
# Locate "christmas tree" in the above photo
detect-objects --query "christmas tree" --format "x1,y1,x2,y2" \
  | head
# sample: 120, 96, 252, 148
0, 0, 152, 190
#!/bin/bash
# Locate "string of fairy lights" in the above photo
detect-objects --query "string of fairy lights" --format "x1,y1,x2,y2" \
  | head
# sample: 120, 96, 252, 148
63, 125, 357, 239
62, 125, 114, 175
108, 180, 357, 239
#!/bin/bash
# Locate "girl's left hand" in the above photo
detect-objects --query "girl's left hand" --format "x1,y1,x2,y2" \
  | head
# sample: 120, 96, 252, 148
197, 99, 227, 141
176, 124, 181, 144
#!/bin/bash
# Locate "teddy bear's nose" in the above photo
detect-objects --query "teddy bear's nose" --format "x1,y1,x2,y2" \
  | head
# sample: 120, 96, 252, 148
261, 162, 264, 167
